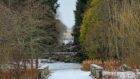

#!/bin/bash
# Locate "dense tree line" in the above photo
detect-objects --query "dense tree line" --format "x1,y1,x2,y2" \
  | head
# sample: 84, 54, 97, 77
74, 0, 140, 66
72, 0, 89, 52
0, 0, 65, 78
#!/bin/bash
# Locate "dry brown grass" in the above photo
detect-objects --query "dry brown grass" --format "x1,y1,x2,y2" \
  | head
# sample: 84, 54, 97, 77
81, 60, 121, 71
0, 69, 37, 79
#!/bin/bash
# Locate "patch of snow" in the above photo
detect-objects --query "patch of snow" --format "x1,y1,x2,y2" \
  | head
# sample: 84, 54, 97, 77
91, 64, 103, 69
41, 62, 81, 71
38, 64, 48, 70
103, 71, 136, 79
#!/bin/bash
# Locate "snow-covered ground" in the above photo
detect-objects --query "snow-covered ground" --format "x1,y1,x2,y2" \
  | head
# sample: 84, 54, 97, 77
39, 62, 140, 79
103, 71, 136, 79
40, 62, 81, 71
48, 69, 91, 79
41, 62, 92, 79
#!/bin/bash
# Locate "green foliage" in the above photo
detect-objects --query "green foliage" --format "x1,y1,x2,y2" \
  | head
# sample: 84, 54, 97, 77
80, 0, 107, 58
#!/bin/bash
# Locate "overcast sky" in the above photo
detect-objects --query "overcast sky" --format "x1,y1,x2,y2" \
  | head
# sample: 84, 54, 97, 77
57, 0, 77, 29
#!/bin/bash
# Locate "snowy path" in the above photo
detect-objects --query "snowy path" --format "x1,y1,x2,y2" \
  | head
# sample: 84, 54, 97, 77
48, 69, 91, 79
46, 63, 92, 79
